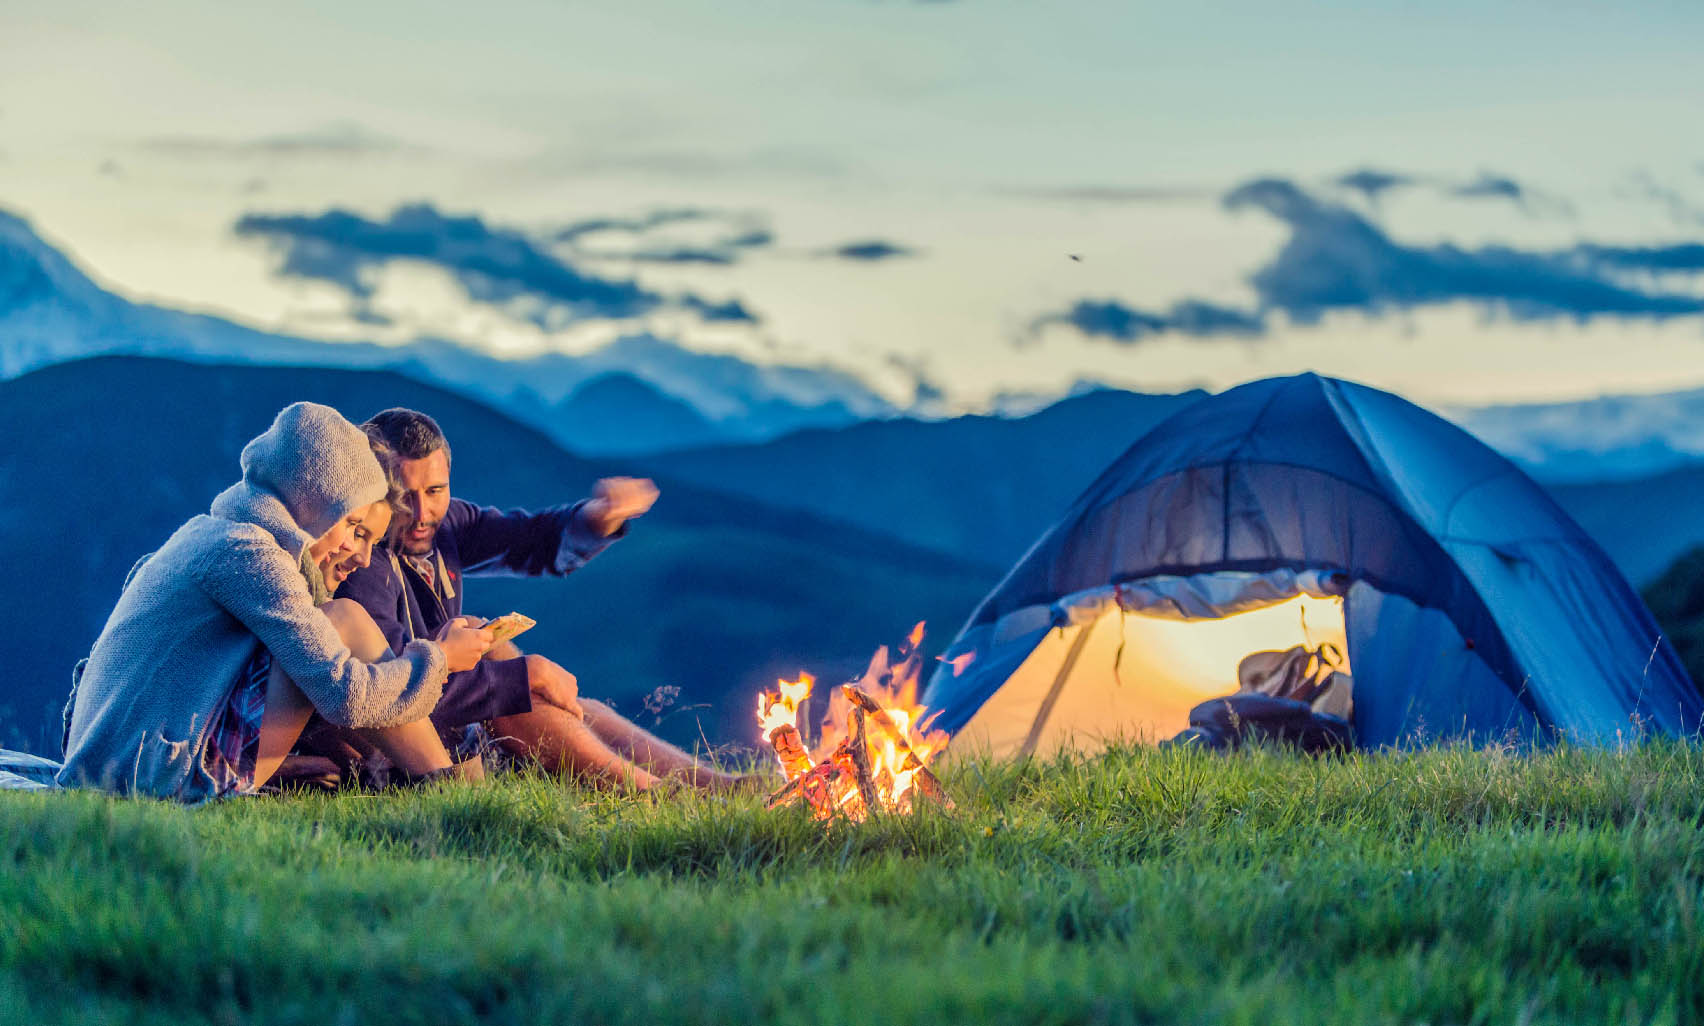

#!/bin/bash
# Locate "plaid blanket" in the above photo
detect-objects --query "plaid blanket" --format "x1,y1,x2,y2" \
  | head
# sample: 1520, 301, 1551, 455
202, 647, 272, 797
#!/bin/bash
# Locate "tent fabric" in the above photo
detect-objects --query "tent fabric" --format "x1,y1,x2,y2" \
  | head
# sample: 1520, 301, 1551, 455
925, 373, 1702, 750
947, 581, 1348, 757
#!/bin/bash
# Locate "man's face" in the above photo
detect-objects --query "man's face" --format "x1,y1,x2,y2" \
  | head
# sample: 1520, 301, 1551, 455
395, 448, 452, 556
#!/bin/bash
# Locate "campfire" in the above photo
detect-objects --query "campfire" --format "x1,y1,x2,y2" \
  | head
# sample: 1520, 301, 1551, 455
756, 623, 953, 820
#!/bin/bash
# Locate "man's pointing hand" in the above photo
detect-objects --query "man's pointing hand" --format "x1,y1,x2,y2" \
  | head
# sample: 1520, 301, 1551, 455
582, 477, 659, 537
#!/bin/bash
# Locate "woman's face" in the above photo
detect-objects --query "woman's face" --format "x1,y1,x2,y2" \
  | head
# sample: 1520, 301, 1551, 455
307, 501, 392, 592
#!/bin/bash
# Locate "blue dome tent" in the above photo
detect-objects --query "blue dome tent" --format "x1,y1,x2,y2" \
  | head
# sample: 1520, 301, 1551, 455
923, 374, 1703, 756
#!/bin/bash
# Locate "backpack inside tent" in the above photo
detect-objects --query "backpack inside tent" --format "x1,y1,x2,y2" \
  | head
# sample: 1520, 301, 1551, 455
922, 374, 1704, 757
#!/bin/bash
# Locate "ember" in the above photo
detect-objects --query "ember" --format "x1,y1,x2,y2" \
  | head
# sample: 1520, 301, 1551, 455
756, 623, 953, 820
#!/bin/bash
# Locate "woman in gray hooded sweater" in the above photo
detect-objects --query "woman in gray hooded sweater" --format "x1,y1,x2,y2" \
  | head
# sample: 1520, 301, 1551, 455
59, 402, 493, 802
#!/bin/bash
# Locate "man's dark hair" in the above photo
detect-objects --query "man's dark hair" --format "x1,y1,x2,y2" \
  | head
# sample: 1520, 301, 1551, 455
363, 408, 451, 468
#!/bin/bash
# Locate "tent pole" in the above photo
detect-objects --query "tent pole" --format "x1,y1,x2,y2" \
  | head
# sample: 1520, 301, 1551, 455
1020, 622, 1098, 757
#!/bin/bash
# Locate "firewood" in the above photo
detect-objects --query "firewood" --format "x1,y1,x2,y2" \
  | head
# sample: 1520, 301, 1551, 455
841, 685, 956, 810
847, 708, 883, 816
767, 724, 814, 781
764, 774, 805, 809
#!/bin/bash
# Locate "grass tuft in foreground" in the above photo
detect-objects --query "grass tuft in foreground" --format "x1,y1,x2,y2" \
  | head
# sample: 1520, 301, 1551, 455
4, 742, 1702, 1025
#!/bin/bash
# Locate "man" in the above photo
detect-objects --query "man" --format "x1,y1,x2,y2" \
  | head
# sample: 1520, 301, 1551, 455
338, 407, 745, 792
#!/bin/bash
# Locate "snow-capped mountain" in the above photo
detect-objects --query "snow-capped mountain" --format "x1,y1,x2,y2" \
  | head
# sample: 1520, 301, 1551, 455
0, 209, 896, 452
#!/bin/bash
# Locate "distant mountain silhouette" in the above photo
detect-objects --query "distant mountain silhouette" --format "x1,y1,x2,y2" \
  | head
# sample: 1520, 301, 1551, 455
0, 356, 993, 754
552, 373, 721, 455
640, 387, 1704, 590
1546, 461, 1704, 585
638, 387, 1209, 569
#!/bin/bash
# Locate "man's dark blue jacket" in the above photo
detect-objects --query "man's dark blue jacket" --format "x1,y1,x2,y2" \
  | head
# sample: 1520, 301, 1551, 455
338, 496, 616, 728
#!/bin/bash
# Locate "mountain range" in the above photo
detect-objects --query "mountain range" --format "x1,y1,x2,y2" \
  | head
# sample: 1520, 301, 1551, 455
0, 356, 994, 755
8, 205, 1704, 478
635, 393, 1704, 589
0, 209, 895, 455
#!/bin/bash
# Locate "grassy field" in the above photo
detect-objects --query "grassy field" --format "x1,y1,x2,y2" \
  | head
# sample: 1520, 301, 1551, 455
3, 743, 1702, 1026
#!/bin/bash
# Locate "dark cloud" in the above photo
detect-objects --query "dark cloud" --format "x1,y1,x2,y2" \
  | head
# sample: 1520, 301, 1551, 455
557, 211, 775, 266
1036, 298, 1263, 343
723, 229, 775, 249
554, 208, 712, 243
238, 203, 700, 321
140, 122, 420, 159
626, 248, 737, 265
1335, 168, 1415, 202
1578, 243, 1704, 273
1451, 173, 1527, 204
679, 295, 758, 323
830, 240, 916, 261
1223, 177, 1704, 323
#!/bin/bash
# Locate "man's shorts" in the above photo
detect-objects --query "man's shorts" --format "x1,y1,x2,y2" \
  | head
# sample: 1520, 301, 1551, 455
428, 657, 534, 732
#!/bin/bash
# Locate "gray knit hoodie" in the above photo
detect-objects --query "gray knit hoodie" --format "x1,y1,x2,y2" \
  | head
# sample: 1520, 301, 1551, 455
58, 403, 449, 801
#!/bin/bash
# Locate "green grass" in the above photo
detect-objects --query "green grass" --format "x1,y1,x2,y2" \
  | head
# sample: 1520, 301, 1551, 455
4, 744, 1703, 1025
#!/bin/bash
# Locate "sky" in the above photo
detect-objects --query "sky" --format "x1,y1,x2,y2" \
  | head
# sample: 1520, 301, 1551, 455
3, 0, 1703, 409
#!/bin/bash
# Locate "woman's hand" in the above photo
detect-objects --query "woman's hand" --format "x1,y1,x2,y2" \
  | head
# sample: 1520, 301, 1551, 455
438, 621, 494, 673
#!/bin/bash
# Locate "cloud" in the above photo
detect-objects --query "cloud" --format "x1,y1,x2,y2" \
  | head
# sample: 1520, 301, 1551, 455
1223, 177, 1704, 323
680, 295, 758, 322
554, 209, 712, 243
1334, 168, 1416, 203
626, 248, 737, 265
236, 203, 760, 323
1035, 298, 1263, 343
829, 240, 916, 261
557, 210, 775, 266
1619, 170, 1704, 228
139, 121, 422, 159
1450, 172, 1527, 204
1578, 243, 1704, 274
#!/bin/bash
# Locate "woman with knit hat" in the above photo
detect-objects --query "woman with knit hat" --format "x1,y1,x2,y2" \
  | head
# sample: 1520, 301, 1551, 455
59, 402, 494, 801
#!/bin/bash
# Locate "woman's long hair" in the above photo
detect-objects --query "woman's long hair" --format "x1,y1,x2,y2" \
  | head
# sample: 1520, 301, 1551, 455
361, 429, 410, 548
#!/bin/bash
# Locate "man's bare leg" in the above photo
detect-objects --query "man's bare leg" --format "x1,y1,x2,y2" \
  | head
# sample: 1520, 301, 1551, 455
488, 653, 747, 791
579, 699, 748, 790
487, 653, 665, 791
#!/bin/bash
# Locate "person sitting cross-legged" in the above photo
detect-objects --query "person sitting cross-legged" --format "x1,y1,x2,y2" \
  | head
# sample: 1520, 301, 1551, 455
336, 407, 747, 793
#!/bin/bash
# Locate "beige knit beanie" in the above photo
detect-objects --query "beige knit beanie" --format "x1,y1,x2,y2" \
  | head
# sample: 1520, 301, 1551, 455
239, 402, 387, 539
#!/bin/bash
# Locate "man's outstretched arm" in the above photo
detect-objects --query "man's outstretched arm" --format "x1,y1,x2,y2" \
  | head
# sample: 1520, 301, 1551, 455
450, 477, 659, 579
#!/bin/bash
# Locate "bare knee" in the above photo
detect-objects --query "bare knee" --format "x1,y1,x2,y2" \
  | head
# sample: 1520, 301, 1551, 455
321, 598, 390, 662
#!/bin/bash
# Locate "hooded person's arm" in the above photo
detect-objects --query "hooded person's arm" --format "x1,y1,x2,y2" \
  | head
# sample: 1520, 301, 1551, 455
192, 533, 448, 728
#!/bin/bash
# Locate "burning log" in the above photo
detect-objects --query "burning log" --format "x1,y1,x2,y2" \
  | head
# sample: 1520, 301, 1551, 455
846, 708, 883, 819
841, 686, 955, 810
767, 724, 814, 781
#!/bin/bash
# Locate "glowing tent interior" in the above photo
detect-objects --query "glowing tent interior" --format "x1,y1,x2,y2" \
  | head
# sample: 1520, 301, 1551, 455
922, 374, 1703, 758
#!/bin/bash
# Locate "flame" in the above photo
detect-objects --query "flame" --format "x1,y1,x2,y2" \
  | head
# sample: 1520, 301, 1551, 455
757, 625, 949, 820
756, 672, 814, 736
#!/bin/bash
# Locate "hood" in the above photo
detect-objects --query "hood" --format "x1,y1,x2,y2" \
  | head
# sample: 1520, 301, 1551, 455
211, 401, 386, 548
